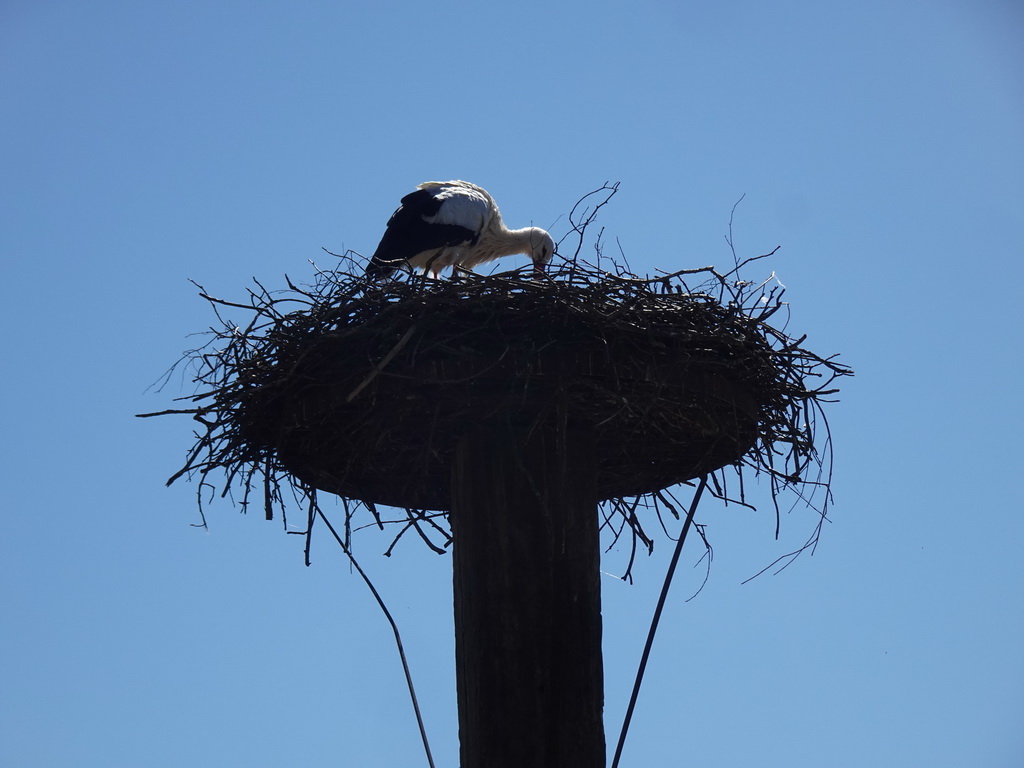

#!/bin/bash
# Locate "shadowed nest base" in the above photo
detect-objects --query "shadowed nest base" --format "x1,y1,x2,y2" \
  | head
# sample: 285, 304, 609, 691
259, 274, 774, 510
142, 236, 850, 572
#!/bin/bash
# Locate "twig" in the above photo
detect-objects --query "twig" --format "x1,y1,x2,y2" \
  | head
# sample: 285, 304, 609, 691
346, 324, 418, 402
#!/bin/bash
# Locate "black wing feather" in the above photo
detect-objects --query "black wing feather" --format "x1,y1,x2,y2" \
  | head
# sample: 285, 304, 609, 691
366, 188, 477, 277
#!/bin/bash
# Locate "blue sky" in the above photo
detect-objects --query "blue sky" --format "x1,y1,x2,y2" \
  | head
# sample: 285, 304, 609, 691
2, 1, 1022, 766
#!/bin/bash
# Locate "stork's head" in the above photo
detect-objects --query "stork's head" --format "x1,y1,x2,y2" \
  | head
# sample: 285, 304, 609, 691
527, 228, 555, 277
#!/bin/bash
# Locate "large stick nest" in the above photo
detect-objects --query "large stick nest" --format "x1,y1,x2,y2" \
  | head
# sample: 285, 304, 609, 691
142, 185, 851, 576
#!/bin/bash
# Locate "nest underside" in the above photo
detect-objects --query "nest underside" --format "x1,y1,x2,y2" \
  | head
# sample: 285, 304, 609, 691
226, 273, 808, 511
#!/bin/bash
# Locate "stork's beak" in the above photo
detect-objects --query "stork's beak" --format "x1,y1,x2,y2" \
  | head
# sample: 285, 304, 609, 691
533, 261, 547, 278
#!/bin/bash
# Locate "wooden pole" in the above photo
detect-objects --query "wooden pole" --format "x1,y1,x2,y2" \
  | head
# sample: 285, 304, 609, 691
450, 419, 605, 768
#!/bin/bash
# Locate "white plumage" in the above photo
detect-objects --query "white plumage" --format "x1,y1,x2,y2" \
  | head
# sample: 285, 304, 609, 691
366, 181, 554, 278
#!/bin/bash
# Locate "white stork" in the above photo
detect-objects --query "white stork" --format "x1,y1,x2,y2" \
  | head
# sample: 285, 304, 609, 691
365, 180, 555, 279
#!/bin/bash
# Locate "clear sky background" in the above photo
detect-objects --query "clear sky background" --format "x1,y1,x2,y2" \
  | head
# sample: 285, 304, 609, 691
2, 1, 1022, 766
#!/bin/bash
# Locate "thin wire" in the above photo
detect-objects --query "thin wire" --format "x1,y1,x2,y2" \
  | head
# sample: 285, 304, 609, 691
316, 508, 436, 768
610, 475, 708, 768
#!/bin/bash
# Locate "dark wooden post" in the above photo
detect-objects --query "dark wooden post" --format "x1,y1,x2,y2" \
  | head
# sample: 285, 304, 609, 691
450, 419, 605, 768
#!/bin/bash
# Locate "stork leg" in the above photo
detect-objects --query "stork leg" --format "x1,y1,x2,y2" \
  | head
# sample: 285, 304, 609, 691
423, 250, 446, 278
